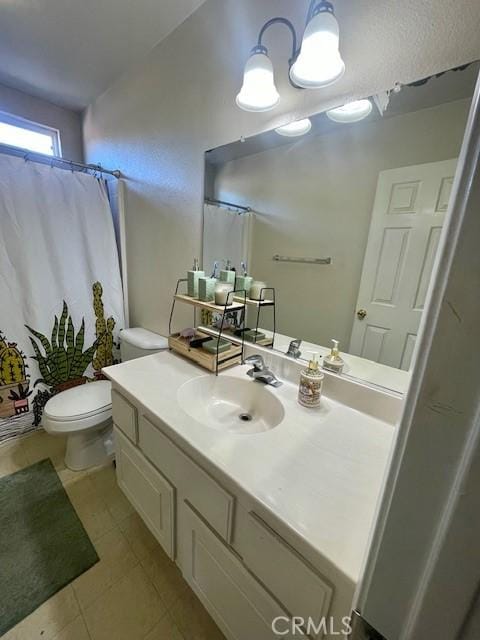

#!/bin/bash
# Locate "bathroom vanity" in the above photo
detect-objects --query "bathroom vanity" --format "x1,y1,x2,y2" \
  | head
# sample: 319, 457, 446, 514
104, 349, 400, 639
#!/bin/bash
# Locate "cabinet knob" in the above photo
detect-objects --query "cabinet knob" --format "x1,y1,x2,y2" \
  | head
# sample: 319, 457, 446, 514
357, 309, 367, 320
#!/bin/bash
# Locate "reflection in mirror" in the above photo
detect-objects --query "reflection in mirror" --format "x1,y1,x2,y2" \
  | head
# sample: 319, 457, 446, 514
203, 62, 479, 394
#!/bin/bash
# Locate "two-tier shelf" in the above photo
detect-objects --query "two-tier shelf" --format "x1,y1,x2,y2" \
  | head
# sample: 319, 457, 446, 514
168, 278, 276, 374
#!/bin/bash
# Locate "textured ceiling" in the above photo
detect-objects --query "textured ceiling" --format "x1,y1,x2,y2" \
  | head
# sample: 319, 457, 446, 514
0, 0, 206, 111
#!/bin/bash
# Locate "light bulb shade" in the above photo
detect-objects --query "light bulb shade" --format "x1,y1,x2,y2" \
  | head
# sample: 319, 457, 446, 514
326, 99, 372, 123
236, 50, 280, 112
289, 10, 345, 89
275, 118, 312, 137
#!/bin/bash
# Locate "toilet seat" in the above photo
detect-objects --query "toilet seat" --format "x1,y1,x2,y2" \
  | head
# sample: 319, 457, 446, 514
43, 380, 112, 434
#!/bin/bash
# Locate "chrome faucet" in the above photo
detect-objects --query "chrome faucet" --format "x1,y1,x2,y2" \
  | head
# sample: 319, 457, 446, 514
286, 339, 302, 359
244, 355, 282, 387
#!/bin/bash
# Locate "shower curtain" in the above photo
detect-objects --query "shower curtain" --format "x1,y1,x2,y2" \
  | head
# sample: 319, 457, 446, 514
202, 203, 253, 275
0, 155, 125, 442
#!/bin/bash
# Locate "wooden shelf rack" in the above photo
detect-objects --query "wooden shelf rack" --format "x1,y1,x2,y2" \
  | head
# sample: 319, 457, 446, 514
168, 278, 276, 374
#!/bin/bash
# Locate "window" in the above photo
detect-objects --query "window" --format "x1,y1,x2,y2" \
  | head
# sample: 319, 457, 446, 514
0, 112, 61, 156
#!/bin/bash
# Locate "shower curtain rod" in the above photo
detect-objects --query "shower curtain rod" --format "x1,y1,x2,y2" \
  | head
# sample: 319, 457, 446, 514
205, 197, 251, 213
0, 142, 121, 178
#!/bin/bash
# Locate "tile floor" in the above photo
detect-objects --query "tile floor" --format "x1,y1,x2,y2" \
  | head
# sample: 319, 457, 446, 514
0, 431, 226, 640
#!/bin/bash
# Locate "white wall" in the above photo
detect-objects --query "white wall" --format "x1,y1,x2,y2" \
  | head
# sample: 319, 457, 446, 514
211, 100, 470, 347
0, 82, 83, 161
82, 0, 480, 335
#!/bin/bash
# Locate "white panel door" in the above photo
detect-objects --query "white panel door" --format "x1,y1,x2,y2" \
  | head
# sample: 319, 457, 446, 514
349, 159, 457, 369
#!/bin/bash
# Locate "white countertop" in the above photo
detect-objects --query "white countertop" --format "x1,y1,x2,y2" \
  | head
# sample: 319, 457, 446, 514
104, 351, 395, 586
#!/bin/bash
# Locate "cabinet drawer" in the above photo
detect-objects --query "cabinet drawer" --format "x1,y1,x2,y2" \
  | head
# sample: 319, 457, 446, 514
241, 513, 333, 638
139, 415, 234, 542
115, 428, 175, 559
112, 390, 138, 443
180, 503, 294, 640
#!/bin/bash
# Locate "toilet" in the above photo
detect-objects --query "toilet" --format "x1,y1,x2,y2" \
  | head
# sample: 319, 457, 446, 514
43, 328, 169, 471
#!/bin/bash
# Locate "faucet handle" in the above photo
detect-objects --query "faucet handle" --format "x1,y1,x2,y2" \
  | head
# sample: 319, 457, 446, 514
244, 354, 265, 371
286, 339, 302, 358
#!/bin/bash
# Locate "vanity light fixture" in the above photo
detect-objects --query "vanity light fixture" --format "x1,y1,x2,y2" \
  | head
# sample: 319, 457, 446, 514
275, 118, 312, 137
326, 99, 373, 123
236, 1, 344, 112
236, 47, 280, 112
289, 2, 345, 89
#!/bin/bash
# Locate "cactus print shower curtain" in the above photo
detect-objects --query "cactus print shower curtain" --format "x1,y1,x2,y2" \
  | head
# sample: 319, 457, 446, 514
0, 154, 124, 442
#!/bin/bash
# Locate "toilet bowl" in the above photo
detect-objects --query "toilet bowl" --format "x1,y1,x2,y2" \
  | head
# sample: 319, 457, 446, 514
43, 380, 114, 471
42, 328, 169, 471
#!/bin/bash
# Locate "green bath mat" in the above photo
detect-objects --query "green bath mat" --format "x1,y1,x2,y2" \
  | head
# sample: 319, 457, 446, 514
0, 459, 99, 635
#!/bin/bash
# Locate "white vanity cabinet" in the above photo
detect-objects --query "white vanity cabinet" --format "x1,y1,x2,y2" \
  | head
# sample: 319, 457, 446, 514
112, 389, 336, 640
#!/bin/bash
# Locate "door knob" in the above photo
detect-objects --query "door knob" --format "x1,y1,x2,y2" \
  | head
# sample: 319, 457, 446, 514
357, 309, 367, 320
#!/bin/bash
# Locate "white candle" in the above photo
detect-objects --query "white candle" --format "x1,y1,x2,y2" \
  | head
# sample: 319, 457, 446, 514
215, 283, 234, 306
249, 280, 267, 301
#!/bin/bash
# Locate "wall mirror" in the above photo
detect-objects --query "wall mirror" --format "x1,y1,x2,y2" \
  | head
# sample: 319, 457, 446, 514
202, 62, 479, 394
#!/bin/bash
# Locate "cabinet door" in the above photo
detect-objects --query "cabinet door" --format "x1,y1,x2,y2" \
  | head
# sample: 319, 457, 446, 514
139, 415, 234, 542
179, 502, 294, 640
240, 512, 333, 638
115, 427, 175, 559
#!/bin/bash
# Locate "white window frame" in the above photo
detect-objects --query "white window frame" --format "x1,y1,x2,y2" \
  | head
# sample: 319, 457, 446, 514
0, 111, 61, 156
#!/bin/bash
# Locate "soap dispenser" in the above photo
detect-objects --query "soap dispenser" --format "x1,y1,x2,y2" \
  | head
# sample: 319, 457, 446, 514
187, 258, 204, 297
198, 261, 218, 302
298, 353, 324, 408
235, 261, 253, 297
323, 339, 345, 374
219, 259, 236, 285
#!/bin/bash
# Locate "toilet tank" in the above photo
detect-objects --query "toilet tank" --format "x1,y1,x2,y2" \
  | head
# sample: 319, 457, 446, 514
119, 328, 169, 361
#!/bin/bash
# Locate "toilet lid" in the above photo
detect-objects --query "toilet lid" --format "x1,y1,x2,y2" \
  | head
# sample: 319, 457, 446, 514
44, 380, 112, 422
120, 328, 168, 350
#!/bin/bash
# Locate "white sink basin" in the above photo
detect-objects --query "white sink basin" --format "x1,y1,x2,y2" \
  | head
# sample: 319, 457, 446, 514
177, 375, 285, 434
